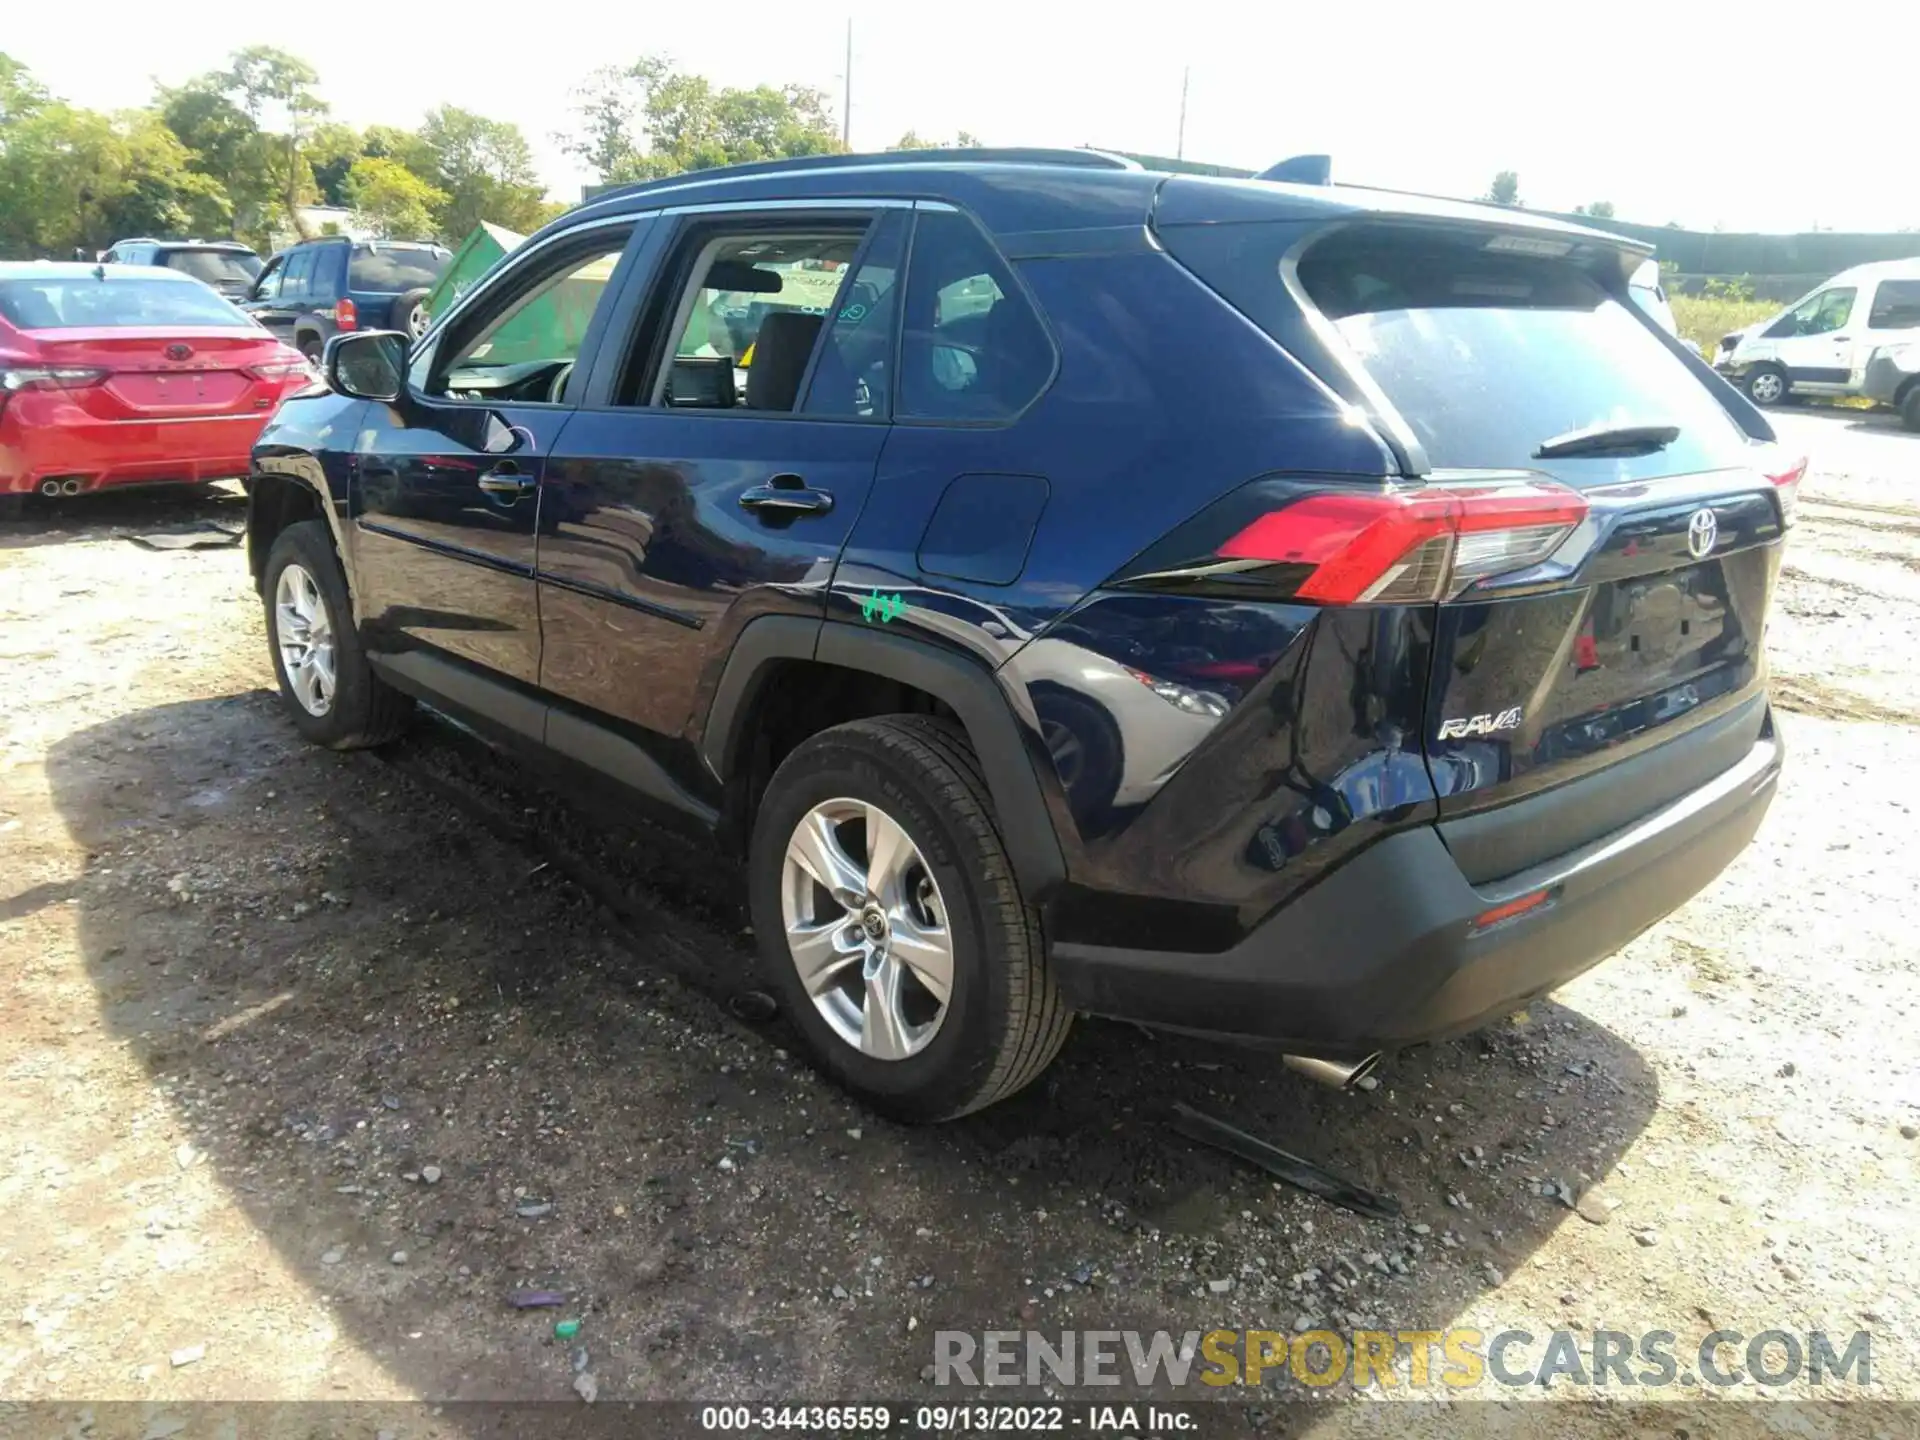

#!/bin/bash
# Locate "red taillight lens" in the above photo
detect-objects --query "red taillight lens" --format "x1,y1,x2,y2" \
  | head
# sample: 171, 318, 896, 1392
1217, 479, 1589, 604
336, 297, 358, 331
1766, 455, 1806, 527
245, 357, 315, 383
0, 365, 108, 394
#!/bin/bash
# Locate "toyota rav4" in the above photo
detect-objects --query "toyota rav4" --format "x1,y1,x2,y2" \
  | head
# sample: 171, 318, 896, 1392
244, 149, 1795, 1120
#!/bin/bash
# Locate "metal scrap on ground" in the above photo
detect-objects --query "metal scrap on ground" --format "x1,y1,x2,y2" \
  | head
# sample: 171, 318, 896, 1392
1169, 1100, 1402, 1220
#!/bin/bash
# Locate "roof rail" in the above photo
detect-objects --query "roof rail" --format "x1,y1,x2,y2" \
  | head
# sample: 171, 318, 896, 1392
588, 147, 1142, 205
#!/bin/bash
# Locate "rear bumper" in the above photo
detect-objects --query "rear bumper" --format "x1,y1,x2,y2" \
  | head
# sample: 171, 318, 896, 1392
0, 411, 265, 493
1049, 718, 1781, 1052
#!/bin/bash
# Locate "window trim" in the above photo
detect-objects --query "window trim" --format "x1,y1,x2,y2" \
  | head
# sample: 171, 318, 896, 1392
886, 198, 1062, 431
407, 214, 640, 412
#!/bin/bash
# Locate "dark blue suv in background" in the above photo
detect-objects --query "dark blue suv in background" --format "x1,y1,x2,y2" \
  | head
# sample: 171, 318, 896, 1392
243, 149, 1797, 1119
242, 236, 449, 360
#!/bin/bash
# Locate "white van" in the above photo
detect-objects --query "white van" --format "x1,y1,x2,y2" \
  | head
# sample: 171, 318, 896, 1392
1713, 257, 1920, 405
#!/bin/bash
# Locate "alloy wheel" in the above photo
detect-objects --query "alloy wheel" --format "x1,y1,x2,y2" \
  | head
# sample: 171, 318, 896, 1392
1749, 370, 1785, 404
274, 562, 336, 717
780, 798, 953, 1060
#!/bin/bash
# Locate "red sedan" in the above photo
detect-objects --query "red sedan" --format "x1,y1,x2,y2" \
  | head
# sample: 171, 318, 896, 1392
0, 262, 314, 514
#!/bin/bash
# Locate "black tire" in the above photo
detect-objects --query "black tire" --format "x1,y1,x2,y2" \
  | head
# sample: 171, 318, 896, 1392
391, 289, 431, 339
261, 519, 412, 749
1901, 387, 1920, 434
1744, 364, 1790, 407
747, 714, 1072, 1121
297, 333, 324, 364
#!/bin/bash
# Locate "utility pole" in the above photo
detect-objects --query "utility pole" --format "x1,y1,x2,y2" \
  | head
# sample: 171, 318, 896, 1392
1176, 66, 1190, 160
843, 19, 853, 149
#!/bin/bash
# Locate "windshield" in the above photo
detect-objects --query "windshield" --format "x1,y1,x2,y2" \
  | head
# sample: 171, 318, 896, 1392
164, 250, 262, 286
0, 275, 256, 330
349, 246, 448, 293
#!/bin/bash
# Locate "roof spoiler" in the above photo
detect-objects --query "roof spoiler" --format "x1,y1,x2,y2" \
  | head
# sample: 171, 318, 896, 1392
1256, 154, 1332, 186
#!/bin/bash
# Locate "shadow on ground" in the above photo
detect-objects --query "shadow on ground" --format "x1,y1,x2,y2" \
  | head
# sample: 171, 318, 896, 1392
41, 690, 1658, 1403
0, 483, 246, 551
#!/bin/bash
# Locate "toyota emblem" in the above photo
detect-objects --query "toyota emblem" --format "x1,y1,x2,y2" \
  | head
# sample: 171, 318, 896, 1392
1686, 507, 1718, 559
166, 343, 193, 361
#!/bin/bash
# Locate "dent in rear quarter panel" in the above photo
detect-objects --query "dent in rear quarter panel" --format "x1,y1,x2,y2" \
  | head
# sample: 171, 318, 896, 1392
1017, 595, 1440, 953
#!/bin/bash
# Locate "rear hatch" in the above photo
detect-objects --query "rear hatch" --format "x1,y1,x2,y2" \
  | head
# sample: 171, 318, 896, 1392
1159, 197, 1797, 882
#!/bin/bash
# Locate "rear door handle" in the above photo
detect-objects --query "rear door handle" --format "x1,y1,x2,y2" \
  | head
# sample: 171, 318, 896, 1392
739, 474, 834, 516
478, 465, 535, 500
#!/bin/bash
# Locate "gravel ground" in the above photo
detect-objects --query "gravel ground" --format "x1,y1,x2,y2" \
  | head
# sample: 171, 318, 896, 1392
1, 409, 1917, 1431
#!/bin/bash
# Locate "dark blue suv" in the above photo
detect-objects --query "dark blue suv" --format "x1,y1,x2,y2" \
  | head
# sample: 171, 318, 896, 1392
244, 149, 1795, 1119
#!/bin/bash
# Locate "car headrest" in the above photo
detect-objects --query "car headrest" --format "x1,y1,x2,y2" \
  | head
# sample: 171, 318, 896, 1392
745, 310, 825, 411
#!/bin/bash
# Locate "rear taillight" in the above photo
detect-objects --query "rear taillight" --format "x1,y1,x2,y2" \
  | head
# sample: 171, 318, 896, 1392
1, 365, 108, 394
336, 297, 358, 331
245, 357, 316, 384
1767, 456, 1806, 527
1214, 478, 1588, 604
0, 365, 107, 416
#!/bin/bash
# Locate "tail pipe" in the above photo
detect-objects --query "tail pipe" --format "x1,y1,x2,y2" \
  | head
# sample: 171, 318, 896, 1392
1284, 1052, 1382, 1090
38, 478, 63, 497
60, 478, 82, 496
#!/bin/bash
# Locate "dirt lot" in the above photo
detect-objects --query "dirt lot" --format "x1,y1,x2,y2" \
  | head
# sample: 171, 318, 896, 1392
2, 410, 1918, 1430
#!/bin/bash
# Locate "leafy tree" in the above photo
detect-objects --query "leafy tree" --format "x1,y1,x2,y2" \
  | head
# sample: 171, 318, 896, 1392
1572, 200, 1616, 219
890, 129, 984, 150
1, 51, 49, 127
157, 79, 275, 241
306, 121, 365, 208
161, 47, 326, 243
343, 155, 446, 239
1483, 170, 1521, 206
562, 55, 844, 184
416, 105, 550, 237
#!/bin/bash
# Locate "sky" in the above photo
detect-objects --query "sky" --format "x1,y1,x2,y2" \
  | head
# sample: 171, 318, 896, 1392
8, 0, 1917, 235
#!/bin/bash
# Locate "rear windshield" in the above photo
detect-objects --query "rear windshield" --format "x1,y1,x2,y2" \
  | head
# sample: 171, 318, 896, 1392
163, 249, 262, 285
349, 246, 448, 292
0, 276, 254, 330
1168, 221, 1749, 478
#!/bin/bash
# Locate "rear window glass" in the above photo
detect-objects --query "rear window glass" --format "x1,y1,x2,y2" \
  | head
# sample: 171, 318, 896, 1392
163, 250, 262, 285
1868, 279, 1920, 330
0, 276, 253, 330
896, 209, 1054, 422
350, 246, 448, 292
1296, 232, 1747, 474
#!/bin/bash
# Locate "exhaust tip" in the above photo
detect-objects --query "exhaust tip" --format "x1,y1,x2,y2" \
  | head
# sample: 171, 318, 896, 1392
39, 478, 63, 497
1284, 1052, 1383, 1090
60, 478, 83, 495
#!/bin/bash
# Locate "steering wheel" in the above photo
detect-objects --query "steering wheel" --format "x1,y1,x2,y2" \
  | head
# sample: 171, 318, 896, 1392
547, 361, 575, 405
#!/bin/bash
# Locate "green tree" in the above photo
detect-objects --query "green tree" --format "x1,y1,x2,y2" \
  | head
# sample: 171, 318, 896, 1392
1572, 200, 1616, 219
416, 105, 550, 237
1, 51, 49, 126
1483, 170, 1521, 206
157, 79, 275, 241
890, 129, 984, 151
0, 80, 230, 257
305, 121, 365, 208
562, 55, 844, 184
222, 46, 327, 238
343, 155, 446, 239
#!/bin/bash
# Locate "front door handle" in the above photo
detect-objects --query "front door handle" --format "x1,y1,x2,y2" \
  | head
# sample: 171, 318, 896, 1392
739, 473, 834, 516
478, 464, 535, 501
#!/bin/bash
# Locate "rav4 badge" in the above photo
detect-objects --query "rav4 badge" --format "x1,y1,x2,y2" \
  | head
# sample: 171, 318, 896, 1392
1438, 707, 1524, 740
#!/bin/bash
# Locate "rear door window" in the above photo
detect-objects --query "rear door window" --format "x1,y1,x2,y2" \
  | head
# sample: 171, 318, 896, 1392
1291, 228, 1749, 478
1868, 279, 1920, 330
279, 250, 314, 303
896, 209, 1054, 422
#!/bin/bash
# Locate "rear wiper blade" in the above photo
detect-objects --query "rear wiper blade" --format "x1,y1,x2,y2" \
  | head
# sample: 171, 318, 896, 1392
1533, 422, 1681, 460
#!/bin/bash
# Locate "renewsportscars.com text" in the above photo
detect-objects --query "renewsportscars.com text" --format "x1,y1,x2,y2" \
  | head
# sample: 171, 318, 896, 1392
934, 1327, 1872, 1391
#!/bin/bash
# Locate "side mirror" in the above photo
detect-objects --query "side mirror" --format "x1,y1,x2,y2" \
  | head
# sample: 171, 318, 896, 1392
325, 331, 407, 402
